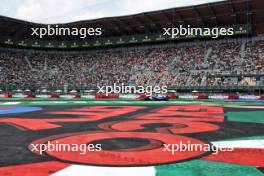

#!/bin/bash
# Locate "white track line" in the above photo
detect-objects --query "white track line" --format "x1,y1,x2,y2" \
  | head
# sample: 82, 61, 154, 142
212, 140, 264, 149
51, 165, 156, 176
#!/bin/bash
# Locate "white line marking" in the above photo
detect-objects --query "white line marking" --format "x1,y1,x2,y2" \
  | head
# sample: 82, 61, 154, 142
212, 140, 264, 149
3, 102, 21, 105
51, 165, 155, 176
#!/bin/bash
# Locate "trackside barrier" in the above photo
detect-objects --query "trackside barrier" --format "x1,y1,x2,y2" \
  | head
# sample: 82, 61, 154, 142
179, 94, 208, 100
60, 94, 81, 99
167, 93, 178, 99
12, 94, 27, 98
178, 95, 198, 99
95, 93, 119, 99
119, 94, 138, 99
197, 95, 208, 99
239, 95, 260, 100
208, 95, 228, 100
50, 93, 60, 98
36, 94, 50, 98
1, 93, 264, 100
81, 95, 95, 99
12, 93, 36, 98
26, 94, 36, 98
228, 95, 239, 100
3, 92, 12, 98
36, 94, 60, 98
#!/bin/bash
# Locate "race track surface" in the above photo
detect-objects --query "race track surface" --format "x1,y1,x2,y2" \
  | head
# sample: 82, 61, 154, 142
0, 102, 263, 176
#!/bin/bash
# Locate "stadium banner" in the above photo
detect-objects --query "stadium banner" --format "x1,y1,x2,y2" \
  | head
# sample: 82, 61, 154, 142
178, 95, 198, 99
12, 93, 27, 98
209, 95, 228, 100
36, 94, 50, 98
81, 95, 96, 99
60, 94, 80, 99
239, 95, 260, 100
0, 25, 249, 49
119, 94, 138, 99
35, 94, 60, 98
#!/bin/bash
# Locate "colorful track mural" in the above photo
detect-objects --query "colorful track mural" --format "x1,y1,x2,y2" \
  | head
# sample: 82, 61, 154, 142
0, 101, 263, 176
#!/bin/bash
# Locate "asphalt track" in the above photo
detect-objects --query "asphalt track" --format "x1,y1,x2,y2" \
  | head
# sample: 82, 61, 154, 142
0, 101, 263, 176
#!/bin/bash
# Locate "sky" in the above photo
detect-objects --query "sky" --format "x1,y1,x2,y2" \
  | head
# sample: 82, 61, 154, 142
0, 0, 222, 24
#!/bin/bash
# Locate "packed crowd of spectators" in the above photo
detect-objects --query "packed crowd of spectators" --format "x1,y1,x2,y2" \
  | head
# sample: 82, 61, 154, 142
0, 38, 263, 89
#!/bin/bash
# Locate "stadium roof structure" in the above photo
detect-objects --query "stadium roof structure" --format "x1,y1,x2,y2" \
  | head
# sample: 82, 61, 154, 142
0, 0, 263, 41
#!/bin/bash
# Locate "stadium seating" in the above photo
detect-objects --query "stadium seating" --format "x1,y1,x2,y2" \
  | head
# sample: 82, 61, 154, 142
0, 38, 263, 90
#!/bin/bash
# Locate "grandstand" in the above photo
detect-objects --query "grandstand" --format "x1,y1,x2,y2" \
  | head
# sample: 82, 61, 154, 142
0, 38, 263, 91
0, 0, 263, 94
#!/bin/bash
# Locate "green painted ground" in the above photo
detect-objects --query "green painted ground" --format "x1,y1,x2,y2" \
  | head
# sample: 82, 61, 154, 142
156, 160, 264, 176
227, 111, 264, 124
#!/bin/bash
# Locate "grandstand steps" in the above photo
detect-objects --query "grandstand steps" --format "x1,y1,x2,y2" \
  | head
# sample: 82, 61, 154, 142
25, 56, 33, 70
158, 71, 169, 85
259, 77, 264, 86
201, 73, 208, 86
128, 65, 143, 83
172, 73, 181, 84
88, 64, 96, 72
186, 74, 193, 86
168, 56, 181, 72
205, 47, 212, 62
44, 58, 47, 71
240, 40, 246, 59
